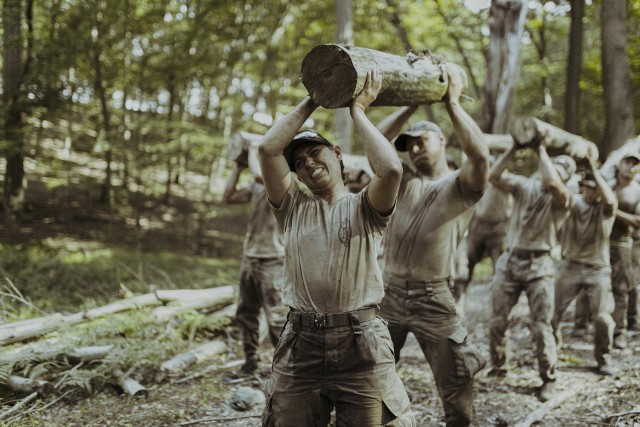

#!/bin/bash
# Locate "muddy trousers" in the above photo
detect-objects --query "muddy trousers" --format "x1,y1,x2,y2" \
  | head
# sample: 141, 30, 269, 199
489, 251, 557, 382
262, 313, 415, 427
610, 243, 633, 337
380, 278, 485, 427
551, 260, 614, 366
235, 256, 287, 364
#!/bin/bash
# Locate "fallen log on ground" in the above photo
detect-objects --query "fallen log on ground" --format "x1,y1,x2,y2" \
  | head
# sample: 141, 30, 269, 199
3, 375, 54, 397
155, 340, 226, 383
301, 44, 455, 109
112, 368, 148, 397
513, 383, 582, 427
510, 117, 599, 161
68, 345, 115, 363
151, 286, 234, 321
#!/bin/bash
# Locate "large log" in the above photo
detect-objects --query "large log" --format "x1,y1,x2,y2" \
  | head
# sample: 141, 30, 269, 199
510, 117, 599, 160
599, 135, 640, 181
301, 44, 452, 109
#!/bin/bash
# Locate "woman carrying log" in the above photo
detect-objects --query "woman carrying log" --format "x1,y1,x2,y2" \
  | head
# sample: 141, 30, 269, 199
258, 69, 415, 426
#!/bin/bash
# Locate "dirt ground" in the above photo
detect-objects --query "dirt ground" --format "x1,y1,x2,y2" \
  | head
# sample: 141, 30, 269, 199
15, 274, 638, 427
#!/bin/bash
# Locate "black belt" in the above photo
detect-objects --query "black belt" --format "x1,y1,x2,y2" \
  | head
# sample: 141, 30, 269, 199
511, 248, 550, 258
289, 306, 378, 330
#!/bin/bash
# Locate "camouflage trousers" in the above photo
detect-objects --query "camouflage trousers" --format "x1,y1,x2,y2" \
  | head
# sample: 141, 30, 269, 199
380, 276, 485, 427
262, 315, 415, 427
235, 256, 287, 364
551, 260, 614, 365
610, 243, 633, 336
489, 251, 557, 382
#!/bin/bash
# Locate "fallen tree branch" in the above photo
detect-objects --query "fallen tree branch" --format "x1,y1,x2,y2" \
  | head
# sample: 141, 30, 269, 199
0, 391, 38, 420
513, 384, 582, 427
173, 359, 243, 384
155, 340, 226, 383
180, 413, 261, 426
605, 408, 640, 420
113, 368, 148, 397
3, 375, 54, 397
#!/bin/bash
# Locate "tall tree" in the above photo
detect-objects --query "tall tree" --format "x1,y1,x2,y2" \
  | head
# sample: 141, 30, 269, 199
481, 0, 528, 134
601, 0, 636, 153
564, 0, 584, 134
2, 0, 26, 212
335, 0, 353, 153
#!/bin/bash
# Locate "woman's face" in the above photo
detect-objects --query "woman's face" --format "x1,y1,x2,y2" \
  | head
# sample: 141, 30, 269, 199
292, 142, 343, 192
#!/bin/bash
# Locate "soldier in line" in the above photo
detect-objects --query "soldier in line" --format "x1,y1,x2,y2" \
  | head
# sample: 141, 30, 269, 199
551, 156, 618, 376
377, 63, 489, 427
452, 156, 512, 317
258, 69, 415, 426
607, 152, 640, 349
223, 145, 287, 374
487, 138, 573, 402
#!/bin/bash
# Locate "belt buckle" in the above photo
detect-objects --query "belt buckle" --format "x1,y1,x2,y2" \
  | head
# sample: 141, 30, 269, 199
311, 313, 327, 330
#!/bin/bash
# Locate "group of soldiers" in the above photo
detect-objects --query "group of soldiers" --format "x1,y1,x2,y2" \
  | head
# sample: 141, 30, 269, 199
223, 64, 640, 426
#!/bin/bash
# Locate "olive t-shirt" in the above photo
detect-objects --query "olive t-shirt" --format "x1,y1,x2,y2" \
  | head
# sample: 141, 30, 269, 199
271, 181, 389, 313
504, 173, 571, 252
244, 183, 285, 258
559, 195, 615, 267
383, 167, 482, 280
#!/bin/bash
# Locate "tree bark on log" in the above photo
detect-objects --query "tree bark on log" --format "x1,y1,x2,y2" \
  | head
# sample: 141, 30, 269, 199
301, 44, 452, 109
599, 135, 640, 181
113, 368, 148, 397
510, 117, 599, 160
155, 340, 226, 382
3, 375, 54, 397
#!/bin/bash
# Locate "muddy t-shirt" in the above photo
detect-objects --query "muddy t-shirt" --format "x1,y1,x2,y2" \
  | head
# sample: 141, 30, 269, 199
610, 180, 640, 246
383, 166, 482, 280
271, 181, 389, 313
505, 173, 570, 252
559, 195, 615, 267
244, 183, 285, 258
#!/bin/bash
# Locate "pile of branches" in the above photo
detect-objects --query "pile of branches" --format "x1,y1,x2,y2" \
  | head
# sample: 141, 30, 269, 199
0, 284, 238, 424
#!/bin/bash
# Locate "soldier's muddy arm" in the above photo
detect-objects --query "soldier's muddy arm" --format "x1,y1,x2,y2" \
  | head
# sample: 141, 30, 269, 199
489, 142, 518, 193
589, 156, 617, 215
538, 144, 569, 206
376, 106, 419, 142
223, 162, 252, 204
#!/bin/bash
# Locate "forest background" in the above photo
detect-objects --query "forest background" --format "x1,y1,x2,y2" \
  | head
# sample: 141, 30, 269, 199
0, 0, 639, 424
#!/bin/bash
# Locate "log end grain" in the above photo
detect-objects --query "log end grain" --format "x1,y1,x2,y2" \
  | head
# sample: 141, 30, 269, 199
301, 44, 358, 109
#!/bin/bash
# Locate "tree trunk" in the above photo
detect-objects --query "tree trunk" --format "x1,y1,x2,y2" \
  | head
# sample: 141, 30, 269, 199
481, 0, 528, 133
301, 45, 450, 109
564, 0, 584, 134
2, 0, 26, 212
601, 0, 636, 154
511, 116, 599, 160
334, 0, 354, 153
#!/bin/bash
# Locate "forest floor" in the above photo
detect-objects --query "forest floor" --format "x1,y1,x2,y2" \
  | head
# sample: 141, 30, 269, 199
11, 277, 640, 427
1, 153, 640, 426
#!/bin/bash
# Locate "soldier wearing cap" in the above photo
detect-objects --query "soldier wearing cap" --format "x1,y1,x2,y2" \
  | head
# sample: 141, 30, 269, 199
551, 155, 618, 375
376, 63, 489, 427
258, 69, 415, 427
607, 151, 640, 349
487, 137, 573, 402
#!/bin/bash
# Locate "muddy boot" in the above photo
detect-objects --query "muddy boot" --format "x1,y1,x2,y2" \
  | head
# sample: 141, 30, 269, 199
539, 380, 557, 402
612, 335, 627, 350
597, 362, 617, 376
240, 355, 259, 374
628, 319, 640, 332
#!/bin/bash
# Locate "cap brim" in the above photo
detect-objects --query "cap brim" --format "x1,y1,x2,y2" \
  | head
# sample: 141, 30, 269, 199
394, 130, 428, 152
283, 138, 333, 171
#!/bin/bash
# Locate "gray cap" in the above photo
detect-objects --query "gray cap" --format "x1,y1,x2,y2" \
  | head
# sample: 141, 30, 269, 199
394, 120, 443, 152
621, 152, 640, 164
283, 129, 334, 171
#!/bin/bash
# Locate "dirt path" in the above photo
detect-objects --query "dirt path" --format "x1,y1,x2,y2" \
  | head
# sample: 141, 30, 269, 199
20, 277, 640, 427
